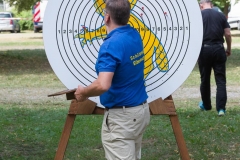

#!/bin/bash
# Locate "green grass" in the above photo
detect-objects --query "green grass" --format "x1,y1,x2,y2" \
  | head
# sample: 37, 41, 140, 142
0, 41, 44, 46
1, 48, 239, 88
233, 37, 240, 43
232, 30, 240, 44
0, 50, 62, 88
180, 48, 240, 87
0, 46, 240, 159
0, 104, 68, 160
1, 103, 240, 160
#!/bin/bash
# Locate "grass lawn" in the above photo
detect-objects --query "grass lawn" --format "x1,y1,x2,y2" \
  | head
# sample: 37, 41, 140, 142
0, 31, 240, 159
0, 41, 44, 46
1, 103, 240, 160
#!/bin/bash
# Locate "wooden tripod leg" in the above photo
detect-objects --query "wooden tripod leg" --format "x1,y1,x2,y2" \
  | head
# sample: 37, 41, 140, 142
169, 115, 190, 160
54, 114, 76, 160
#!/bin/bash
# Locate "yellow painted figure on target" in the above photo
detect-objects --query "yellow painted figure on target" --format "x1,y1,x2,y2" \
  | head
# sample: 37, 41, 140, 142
75, 0, 169, 79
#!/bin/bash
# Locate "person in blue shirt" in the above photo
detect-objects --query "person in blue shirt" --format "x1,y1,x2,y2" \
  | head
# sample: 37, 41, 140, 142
74, 0, 150, 159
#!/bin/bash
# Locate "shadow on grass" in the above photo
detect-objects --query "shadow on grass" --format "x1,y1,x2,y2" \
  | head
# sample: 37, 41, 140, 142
0, 49, 52, 75
1, 48, 240, 77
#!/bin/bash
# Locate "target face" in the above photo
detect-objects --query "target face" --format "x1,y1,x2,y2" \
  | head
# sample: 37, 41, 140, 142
43, 0, 203, 106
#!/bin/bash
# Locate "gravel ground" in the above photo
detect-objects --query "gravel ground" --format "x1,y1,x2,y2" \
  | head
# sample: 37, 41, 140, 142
0, 86, 239, 105
0, 87, 67, 104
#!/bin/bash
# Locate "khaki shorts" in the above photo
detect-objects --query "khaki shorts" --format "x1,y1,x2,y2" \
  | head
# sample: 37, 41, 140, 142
101, 103, 150, 160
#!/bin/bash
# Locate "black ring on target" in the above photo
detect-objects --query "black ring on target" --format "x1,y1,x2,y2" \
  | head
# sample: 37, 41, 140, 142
147, 0, 191, 92
44, 0, 203, 103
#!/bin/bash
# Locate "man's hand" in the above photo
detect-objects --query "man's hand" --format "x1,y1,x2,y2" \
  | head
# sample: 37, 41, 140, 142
226, 49, 231, 57
73, 72, 113, 101
74, 85, 88, 102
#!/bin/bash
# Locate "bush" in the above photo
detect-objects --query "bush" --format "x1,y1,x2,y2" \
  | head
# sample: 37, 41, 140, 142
12, 9, 33, 30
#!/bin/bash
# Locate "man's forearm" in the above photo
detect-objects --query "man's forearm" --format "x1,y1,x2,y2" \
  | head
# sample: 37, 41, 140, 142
80, 72, 114, 97
224, 28, 232, 51
225, 35, 231, 51
82, 80, 108, 97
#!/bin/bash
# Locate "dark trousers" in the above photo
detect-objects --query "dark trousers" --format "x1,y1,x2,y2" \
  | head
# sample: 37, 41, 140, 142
198, 44, 227, 111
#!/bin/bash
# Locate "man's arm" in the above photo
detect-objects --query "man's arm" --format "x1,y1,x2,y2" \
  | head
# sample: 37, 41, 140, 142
224, 28, 232, 56
74, 72, 114, 102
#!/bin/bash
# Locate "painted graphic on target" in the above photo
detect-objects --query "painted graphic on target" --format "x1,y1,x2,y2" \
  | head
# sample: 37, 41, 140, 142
43, 0, 203, 106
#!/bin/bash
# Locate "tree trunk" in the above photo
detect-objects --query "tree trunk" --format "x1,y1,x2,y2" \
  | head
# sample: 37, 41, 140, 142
223, 1, 230, 19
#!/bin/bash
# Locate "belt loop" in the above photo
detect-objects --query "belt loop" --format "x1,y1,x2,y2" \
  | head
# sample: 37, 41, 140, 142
123, 106, 126, 113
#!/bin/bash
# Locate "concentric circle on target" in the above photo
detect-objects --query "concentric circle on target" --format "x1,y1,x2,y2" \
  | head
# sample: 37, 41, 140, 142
43, 0, 203, 107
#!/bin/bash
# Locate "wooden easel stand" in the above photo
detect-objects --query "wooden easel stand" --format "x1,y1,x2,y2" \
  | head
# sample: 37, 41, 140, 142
49, 90, 190, 160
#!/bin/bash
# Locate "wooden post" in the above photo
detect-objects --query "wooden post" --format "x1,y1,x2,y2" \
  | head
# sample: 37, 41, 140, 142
54, 114, 76, 160
49, 90, 190, 160
167, 96, 190, 160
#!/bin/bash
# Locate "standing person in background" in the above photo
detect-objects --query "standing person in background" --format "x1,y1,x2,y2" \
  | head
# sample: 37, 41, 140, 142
74, 0, 150, 159
199, 0, 232, 116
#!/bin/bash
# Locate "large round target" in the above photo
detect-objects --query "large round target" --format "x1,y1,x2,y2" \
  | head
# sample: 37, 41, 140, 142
43, 0, 203, 106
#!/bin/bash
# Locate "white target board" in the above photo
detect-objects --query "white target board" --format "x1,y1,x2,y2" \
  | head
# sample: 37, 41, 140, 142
43, 0, 203, 106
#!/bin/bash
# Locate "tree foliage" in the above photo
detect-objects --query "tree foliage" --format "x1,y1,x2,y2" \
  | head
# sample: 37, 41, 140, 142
5, 0, 38, 12
213, 0, 240, 16
5, 0, 240, 15
12, 8, 34, 30
213, 0, 231, 16
197, 0, 239, 16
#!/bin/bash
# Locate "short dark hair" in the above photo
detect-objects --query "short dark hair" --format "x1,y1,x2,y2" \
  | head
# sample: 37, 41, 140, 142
105, 0, 130, 25
199, 0, 212, 4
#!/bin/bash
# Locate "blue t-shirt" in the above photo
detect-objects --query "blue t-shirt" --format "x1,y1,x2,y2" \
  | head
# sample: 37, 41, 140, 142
95, 24, 148, 108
